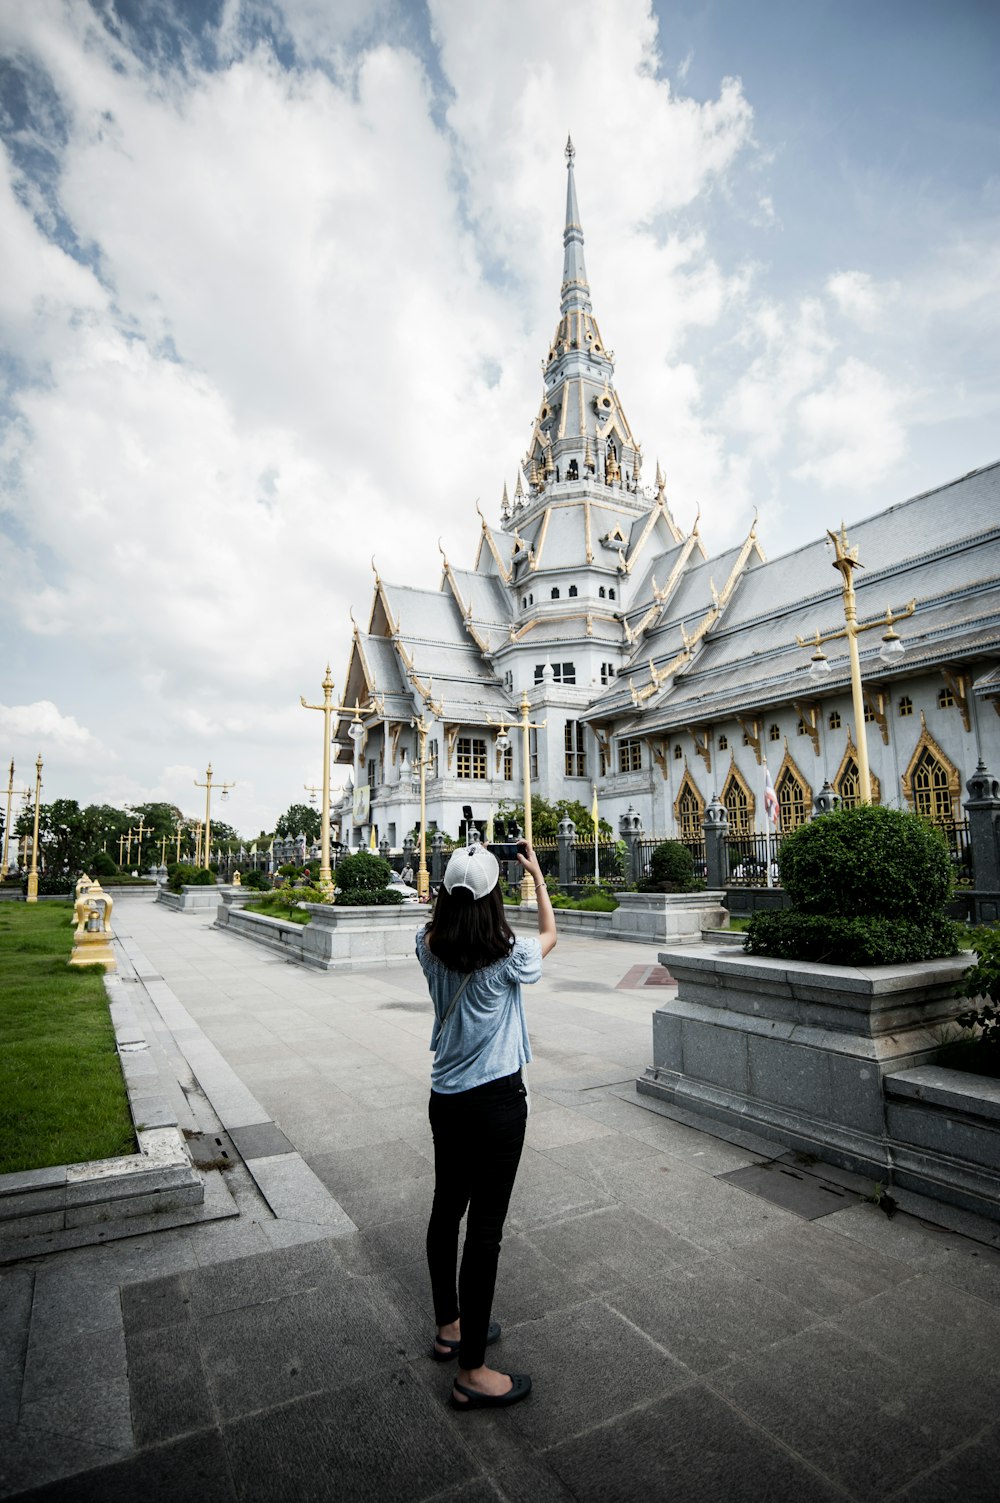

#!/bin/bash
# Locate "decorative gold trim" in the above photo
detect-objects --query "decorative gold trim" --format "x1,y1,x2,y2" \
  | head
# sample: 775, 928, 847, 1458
737, 716, 762, 766
673, 767, 705, 836
863, 688, 889, 746
833, 730, 881, 805
773, 748, 813, 830
444, 723, 461, 772
721, 761, 757, 833
941, 668, 971, 733
584, 499, 593, 563
687, 725, 712, 773
900, 711, 961, 815
528, 508, 552, 571
643, 737, 669, 780
792, 702, 821, 757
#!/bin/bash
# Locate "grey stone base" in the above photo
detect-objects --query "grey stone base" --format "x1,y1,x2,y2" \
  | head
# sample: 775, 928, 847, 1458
215, 902, 417, 970
642, 943, 999, 1225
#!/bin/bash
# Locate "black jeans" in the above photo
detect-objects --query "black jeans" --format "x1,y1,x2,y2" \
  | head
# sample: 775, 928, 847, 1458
426, 1070, 527, 1370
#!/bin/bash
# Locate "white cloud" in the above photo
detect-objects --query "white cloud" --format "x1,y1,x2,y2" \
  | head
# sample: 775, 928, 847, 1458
826, 269, 898, 328
0, 700, 106, 759
792, 358, 908, 489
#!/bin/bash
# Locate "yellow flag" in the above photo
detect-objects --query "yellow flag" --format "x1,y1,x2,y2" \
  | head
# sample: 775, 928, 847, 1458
369, 824, 377, 851
591, 784, 599, 832
485, 806, 495, 842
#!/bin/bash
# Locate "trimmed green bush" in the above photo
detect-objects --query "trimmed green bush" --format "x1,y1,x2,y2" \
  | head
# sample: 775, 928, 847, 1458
87, 851, 118, 877
337, 886, 405, 906
335, 851, 391, 893
777, 805, 952, 921
746, 805, 960, 965
239, 869, 270, 891
744, 911, 962, 966
641, 840, 697, 893
167, 864, 215, 894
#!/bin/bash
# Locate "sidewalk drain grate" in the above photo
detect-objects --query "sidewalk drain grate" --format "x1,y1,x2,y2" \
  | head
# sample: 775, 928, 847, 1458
717, 1160, 852, 1220
184, 1131, 236, 1170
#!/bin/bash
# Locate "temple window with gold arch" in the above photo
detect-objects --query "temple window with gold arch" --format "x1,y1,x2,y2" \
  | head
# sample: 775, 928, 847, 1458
674, 774, 704, 842
777, 764, 810, 831
722, 771, 753, 836
911, 747, 954, 821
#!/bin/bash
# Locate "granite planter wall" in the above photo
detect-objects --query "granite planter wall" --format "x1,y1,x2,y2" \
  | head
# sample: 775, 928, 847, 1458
610, 891, 728, 946
157, 883, 228, 912
636, 941, 999, 1222
215, 901, 418, 970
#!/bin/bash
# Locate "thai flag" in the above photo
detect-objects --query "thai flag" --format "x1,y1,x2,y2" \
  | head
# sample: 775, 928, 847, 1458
764, 763, 780, 828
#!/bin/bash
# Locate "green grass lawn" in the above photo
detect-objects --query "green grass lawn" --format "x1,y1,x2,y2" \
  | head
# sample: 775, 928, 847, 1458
245, 899, 311, 924
0, 903, 136, 1174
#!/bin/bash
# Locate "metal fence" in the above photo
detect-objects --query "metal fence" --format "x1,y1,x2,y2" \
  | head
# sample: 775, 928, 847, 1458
937, 818, 973, 887
572, 840, 627, 886
725, 832, 782, 888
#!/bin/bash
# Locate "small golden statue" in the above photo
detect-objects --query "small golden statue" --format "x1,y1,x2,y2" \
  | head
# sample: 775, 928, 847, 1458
69, 880, 116, 970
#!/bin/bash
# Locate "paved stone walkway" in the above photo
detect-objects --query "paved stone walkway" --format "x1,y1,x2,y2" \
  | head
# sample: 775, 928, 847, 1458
2, 892, 1000, 1500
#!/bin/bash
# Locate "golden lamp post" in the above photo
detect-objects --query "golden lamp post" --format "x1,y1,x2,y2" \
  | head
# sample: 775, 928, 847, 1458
2, 761, 31, 880
798, 524, 915, 804
175, 819, 184, 863
299, 667, 370, 898
490, 691, 546, 903
134, 814, 147, 872
400, 713, 436, 901
118, 831, 127, 867
194, 766, 234, 872
26, 754, 43, 904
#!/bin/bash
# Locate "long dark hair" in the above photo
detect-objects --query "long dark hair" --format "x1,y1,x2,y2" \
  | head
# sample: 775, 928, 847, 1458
426, 884, 516, 973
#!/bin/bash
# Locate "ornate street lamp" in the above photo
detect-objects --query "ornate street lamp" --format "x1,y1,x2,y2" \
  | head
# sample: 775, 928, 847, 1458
26, 754, 43, 903
798, 525, 915, 804
194, 765, 235, 873
403, 713, 436, 901
489, 692, 546, 903
2, 761, 31, 880
300, 666, 376, 898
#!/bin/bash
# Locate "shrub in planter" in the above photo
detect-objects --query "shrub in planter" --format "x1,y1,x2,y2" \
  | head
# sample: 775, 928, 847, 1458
240, 868, 271, 891
20, 872, 71, 895
640, 840, 697, 893
87, 851, 118, 878
167, 864, 215, 894
333, 850, 404, 906
745, 805, 962, 965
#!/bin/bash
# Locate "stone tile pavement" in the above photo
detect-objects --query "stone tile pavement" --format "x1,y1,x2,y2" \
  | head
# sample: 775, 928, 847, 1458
2, 892, 1000, 1500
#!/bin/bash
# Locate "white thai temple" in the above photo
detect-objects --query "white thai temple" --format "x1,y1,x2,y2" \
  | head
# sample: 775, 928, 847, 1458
333, 143, 1000, 849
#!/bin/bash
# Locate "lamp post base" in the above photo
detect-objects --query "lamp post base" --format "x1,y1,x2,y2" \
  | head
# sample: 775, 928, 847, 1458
417, 868, 430, 901
519, 871, 537, 904
26, 871, 38, 904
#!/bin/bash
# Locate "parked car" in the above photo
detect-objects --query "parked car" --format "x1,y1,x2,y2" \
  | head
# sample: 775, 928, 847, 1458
387, 870, 419, 902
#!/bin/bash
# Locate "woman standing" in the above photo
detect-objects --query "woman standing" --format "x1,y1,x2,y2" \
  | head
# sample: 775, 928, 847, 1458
416, 839, 556, 1411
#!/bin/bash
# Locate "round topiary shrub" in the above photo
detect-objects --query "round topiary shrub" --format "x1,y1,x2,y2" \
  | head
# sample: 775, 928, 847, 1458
777, 805, 952, 921
88, 851, 118, 877
334, 851, 403, 906
240, 868, 270, 891
745, 805, 962, 965
642, 840, 697, 893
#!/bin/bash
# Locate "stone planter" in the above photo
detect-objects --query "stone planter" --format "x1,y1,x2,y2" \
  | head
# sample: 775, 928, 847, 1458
610, 890, 728, 946
215, 901, 418, 970
156, 883, 226, 912
636, 941, 995, 1219
507, 907, 614, 940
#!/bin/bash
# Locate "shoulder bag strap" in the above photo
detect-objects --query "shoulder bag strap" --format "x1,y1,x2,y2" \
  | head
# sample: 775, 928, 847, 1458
440, 971, 474, 1028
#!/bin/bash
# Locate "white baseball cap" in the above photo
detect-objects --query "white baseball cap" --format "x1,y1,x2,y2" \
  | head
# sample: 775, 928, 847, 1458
443, 843, 500, 901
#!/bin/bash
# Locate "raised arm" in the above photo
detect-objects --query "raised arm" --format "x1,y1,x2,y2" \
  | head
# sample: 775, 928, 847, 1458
516, 840, 557, 957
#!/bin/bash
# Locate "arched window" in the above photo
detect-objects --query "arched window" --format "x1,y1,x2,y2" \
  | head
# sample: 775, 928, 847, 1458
828, 711, 841, 729
599, 586, 606, 599
768, 724, 781, 742
834, 738, 882, 810
674, 744, 683, 760
674, 771, 704, 842
911, 747, 953, 820
898, 696, 913, 717
521, 597, 527, 609
609, 588, 616, 601
722, 768, 754, 836
718, 734, 728, 750
568, 585, 578, 598
528, 594, 533, 605
551, 587, 560, 600
776, 758, 811, 831
567, 459, 579, 480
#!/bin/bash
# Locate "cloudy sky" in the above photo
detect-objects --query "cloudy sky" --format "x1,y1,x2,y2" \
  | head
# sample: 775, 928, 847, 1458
1, 0, 997, 838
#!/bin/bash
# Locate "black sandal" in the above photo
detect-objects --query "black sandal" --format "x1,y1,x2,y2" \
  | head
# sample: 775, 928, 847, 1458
431, 1320, 501, 1362
450, 1373, 532, 1410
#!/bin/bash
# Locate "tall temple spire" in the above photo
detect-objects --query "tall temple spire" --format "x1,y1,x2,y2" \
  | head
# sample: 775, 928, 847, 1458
561, 136, 591, 316
511, 141, 648, 521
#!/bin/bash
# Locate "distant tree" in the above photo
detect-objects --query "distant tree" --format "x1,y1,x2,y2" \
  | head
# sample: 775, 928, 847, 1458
274, 803, 321, 841
495, 794, 612, 842
128, 802, 184, 846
